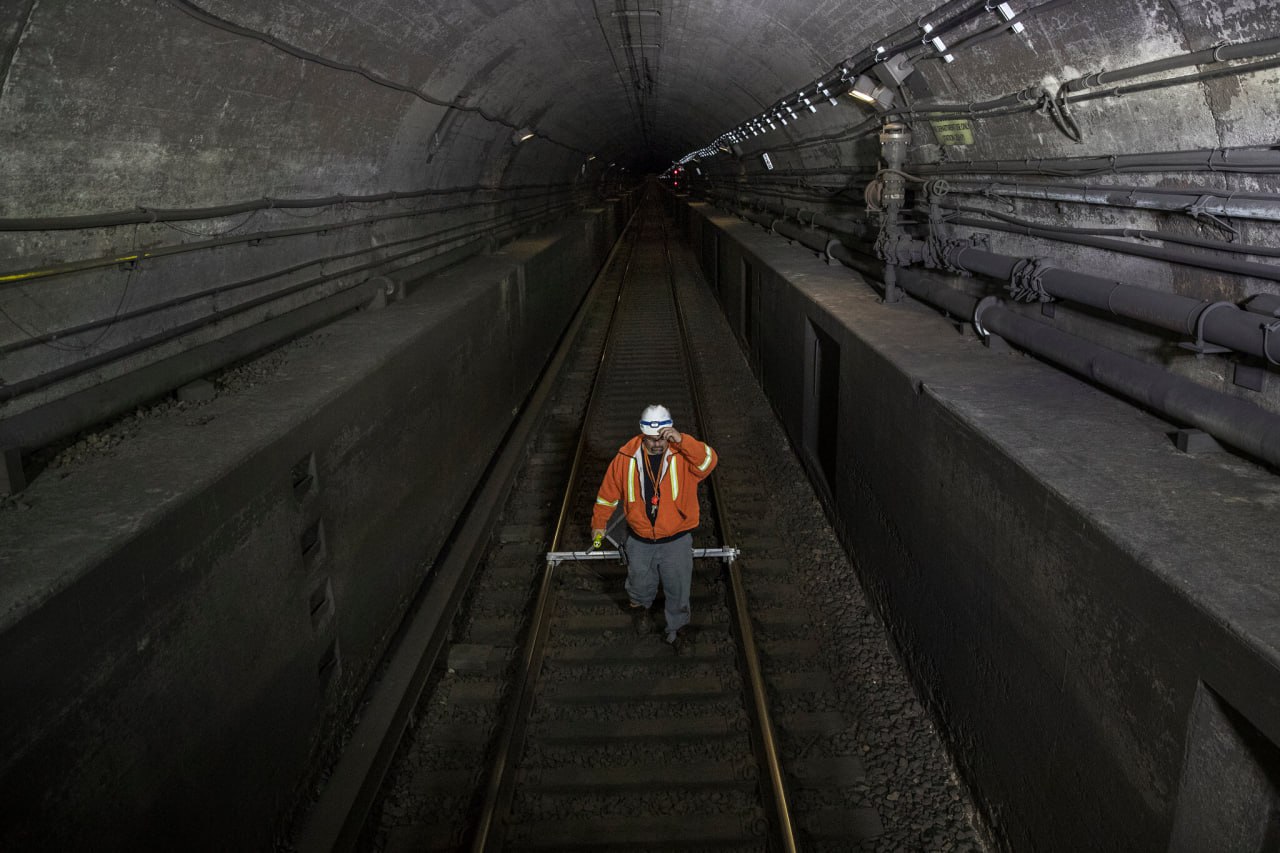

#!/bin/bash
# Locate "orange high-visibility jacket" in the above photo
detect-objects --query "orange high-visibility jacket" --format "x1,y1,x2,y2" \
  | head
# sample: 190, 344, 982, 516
591, 433, 718, 540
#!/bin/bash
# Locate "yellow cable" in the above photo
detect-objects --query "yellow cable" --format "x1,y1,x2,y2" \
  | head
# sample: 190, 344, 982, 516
0, 252, 150, 285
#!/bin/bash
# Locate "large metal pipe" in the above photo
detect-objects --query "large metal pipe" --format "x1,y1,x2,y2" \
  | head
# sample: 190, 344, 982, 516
941, 180, 1280, 222
946, 244, 1280, 363
712, 188, 1280, 364
0, 280, 381, 453
697, 196, 1280, 467
1060, 36, 1280, 94
772, 220, 831, 255
1246, 294, 1280, 317
917, 146, 1280, 177
0, 182, 581, 232
980, 304, 1280, 467
946, 214, 1280, 281
892, 270, 1280, 468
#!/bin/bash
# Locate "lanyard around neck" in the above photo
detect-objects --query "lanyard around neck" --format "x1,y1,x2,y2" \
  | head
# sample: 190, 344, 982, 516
642, 450, 664, 505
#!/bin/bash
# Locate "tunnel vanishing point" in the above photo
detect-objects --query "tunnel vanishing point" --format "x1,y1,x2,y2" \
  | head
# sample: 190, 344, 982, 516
2, 0, 1279, 850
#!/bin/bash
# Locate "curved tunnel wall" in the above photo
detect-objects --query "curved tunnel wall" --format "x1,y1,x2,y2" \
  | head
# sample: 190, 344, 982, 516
677, 195, 1280, 853
4, 0, 1278, 449
2, 0, 1279, 848
0, 203, 628, 849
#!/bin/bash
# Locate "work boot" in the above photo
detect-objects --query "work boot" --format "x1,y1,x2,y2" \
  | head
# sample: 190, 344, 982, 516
630, 604, 654, 636
667, 628, 691, 656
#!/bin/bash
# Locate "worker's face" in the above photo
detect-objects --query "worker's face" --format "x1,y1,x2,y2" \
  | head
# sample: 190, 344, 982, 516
641, 433, 668, 454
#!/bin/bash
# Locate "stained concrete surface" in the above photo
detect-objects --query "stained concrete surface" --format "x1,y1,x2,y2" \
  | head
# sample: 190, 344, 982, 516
2, 0, 1280, 849
0, 210, 618, 850
684, 200, 1280, 851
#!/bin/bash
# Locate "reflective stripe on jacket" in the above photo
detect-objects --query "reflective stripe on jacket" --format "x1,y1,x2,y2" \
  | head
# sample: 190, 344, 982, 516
591, 433, 718, 539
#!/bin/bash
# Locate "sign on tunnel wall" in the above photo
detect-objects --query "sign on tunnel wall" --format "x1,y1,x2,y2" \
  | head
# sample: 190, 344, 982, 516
930, 119, 976, 146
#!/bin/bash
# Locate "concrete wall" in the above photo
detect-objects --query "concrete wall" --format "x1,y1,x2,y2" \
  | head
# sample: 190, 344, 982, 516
697, 0, 1280, 421
680, 200, 1280, 852
0, 204, 624, 850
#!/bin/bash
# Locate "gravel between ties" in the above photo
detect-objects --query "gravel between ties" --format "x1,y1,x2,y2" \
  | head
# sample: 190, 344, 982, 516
673, 242, 991, 853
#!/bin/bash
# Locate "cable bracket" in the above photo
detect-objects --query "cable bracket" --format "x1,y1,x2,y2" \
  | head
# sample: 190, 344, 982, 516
973, 295, 1001, 339
1262, 319, 1280, 366
1007, 257, 1056, 302
824, 238, 841, 264
1177, 300, 1235, 357
1185, 194, 1239, 241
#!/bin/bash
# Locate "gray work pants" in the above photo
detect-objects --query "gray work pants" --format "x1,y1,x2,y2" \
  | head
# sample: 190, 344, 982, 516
624, 531, 693, 640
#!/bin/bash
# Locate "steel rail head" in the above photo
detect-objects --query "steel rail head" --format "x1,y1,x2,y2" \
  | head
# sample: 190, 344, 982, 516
469, 190, 649, 853
659, 200, 801, 853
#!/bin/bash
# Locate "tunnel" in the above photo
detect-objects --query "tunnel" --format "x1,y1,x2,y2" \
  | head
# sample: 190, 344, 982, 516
2, 0, 1279, 850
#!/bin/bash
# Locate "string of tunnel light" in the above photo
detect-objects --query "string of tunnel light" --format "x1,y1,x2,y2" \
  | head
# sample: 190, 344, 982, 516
669, 0, 1076, 168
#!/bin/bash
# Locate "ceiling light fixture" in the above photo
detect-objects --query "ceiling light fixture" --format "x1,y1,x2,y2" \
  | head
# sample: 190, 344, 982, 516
847, 75, 895, 109
995, 2, 1025, 34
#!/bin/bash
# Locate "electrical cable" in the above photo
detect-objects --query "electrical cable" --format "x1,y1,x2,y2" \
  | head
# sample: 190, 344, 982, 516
940, 179, 1280, 221
736, 33, 1280, 158
691, 0, 993, 160
916, 145, 1280, 178
939, 203, 1280, 258
0, 188, 586, 287
0, 202, 578, 403
0, 180, 582, 232
164, 0, 589, 154
0, 206, 561, 356
943, 212, 1280, 282
0, 179, 581, 233
921, 0, 1075, 57
0, 224, 147, 356
590, 0, 646, 147
162, 209, 261, 238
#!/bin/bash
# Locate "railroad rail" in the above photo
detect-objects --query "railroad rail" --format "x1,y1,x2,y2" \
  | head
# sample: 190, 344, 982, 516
468, 194, 797, 851
295, 187, 884, 852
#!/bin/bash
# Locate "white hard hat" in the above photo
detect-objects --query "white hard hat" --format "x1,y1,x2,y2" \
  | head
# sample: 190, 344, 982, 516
639, 404, 673, 436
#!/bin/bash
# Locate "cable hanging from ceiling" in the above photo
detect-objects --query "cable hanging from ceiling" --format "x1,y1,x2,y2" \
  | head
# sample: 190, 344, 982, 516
165, 0, 590, 155
671, 0, 1048, 167
666, 0, 1280, 171
682, 27, 1280, 169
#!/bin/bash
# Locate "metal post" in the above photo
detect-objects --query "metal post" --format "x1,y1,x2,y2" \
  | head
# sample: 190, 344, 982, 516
878, 122, 911, 304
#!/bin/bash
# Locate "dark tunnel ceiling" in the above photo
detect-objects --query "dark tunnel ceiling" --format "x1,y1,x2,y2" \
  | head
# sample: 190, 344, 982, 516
408, 0, 896, 166
5, 0, 1277, 217
160, 0, 923, 174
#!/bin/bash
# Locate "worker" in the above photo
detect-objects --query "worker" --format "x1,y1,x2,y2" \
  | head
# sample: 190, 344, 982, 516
591, 404, 718, 652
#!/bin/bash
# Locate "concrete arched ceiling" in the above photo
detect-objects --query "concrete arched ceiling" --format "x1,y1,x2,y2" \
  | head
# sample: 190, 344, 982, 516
2, 0, 1277, 215
0, 0, 938, 215
2, 0, 1279, 428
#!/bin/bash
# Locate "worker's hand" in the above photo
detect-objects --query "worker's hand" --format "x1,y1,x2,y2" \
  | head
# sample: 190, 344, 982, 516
591, 529, 606, 549
658, 426, 681, 444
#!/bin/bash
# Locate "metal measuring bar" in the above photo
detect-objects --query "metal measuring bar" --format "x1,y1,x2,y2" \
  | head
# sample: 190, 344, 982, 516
545, 546, 740, 566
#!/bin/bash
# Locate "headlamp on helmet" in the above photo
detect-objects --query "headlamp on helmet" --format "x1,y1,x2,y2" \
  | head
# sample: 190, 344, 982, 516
639, 404, 673, 437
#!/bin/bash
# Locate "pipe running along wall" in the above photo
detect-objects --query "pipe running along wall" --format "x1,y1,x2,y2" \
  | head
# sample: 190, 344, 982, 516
698, 190, 1280, 469
705, 186, 1280, 364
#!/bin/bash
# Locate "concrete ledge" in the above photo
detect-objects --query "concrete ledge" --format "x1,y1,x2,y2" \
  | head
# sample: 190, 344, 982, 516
0, 204, 626, 850
682, 200, 1280, 852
